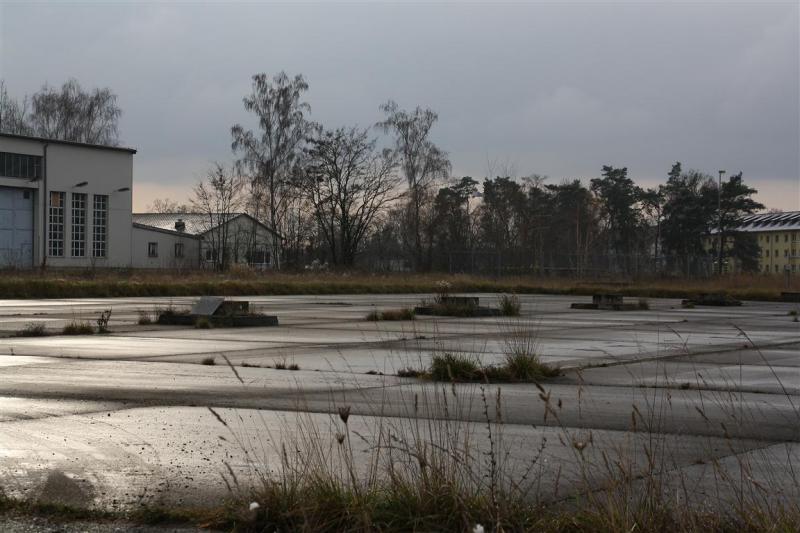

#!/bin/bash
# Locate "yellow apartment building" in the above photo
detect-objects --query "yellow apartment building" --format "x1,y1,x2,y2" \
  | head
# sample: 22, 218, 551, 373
706, 211, 800, 274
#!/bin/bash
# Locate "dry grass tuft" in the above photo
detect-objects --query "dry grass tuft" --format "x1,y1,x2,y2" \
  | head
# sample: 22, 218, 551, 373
62, 321, 94, 335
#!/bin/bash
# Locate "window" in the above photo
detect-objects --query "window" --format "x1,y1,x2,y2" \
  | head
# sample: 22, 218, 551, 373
775, 265, 779, 273
785, 249, 789, 258
71, 193, 87, 257
48, 191, 65, 257
0, 152, 43, 179
775, 250, 779, 257
174, 243, 184, 258
765, 249, 769, 257
766, 235, 770, 243
785, 234, 789, 243
148, 242, 158, 258
205, 248, 215, 261
92, 194, 108, 258
250, 249, 269, 265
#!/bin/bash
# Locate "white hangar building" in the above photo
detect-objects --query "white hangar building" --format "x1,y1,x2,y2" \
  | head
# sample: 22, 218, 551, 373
0, 132, 135, 268
0, 132, 279, 270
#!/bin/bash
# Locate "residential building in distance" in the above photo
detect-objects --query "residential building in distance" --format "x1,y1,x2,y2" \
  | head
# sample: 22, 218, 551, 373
706, 211, 800, 274
132, 212, 280, 270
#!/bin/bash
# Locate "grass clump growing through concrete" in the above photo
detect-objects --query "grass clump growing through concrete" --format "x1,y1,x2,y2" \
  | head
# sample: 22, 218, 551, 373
137, 310, 153, 325
498, 293, 521, 316
366, 308, 416, 321
62, 321, 94, 335
201, 356, 216, 365
194, 317, 212, 329
14, 322, 47, 337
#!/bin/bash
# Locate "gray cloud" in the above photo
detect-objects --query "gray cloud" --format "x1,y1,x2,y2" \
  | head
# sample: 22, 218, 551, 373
1, 1, 797, 210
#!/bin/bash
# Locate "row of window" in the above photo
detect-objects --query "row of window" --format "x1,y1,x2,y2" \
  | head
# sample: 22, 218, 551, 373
147, 242, 184, 258
48, 191, 108, 258
763, 249, 798, 258
764, 264, 797, 273
759, 233, 799, 244
0, 151, 43, 180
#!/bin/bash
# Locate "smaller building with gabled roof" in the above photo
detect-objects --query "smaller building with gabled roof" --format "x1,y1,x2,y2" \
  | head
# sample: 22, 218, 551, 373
132, 212, 281, 270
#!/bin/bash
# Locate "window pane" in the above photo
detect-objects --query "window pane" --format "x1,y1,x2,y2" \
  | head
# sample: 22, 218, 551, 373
48, 191, 65, 257
71, 193, 87, 257
92, 195, 108, 258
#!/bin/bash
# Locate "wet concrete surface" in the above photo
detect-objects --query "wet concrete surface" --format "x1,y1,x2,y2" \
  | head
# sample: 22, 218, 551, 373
0, 293, 798, 511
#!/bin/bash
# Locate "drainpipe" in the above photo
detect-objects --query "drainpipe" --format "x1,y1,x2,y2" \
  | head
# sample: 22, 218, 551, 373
40, 143, 49, 270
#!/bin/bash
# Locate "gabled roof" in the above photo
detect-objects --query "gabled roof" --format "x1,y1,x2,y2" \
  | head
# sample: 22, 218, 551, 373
132, 212, 282, 239
0, 132, 137, 154
730, 211, 800, 233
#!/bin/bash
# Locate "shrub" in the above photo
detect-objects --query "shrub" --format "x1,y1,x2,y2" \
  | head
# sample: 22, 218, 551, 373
638, 298, 650, 310
498, 294, 521, 316
365, 310, 381, 321
430, 353, 480, 381
201, 356, 216, 365
137, 310, 153, 325
14, 322, 47, 337
397, 367, 424, 378
288, 363, 300, 371
789, 309, 798, 317
499, 352, 559, 381
62, 321, 94, 335
96, 309, 112, 333
195, 317, 212, 329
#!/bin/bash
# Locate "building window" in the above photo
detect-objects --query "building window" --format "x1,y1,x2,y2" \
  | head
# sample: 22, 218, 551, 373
92, 194, 108, 258
775, 250, 779, 257
174, 243, 184, 258
785, 234, 789, 243
204, 248, 215, 261
766, 235, 770, 243
48, 191, 65, 257
0, 152, 43, 179
775, 265, 779, 273
148, 242, 158, 258
785, 249, 789, 258
764, 249, 769, 257
71, 193, 87, 257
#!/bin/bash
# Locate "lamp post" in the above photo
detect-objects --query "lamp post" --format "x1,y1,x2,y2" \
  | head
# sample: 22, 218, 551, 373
717, 169, 726, 275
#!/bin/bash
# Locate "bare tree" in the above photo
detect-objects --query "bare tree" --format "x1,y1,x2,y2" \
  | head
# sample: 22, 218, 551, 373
0, 81, 31, 135
191, 163, 244, 271
231, 72, 316, 269
15, 79, 121, 145
299, 127, 400, 266
377, 100, 450, 271
147, 198, 190, 214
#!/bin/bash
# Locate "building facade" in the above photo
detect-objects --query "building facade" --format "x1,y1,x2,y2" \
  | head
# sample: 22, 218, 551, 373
132, 212, 280, 270
706, 211, 800, 274
0, 133, 135, 268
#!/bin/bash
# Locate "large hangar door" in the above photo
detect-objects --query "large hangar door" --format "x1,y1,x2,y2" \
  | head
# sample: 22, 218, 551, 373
0, 186, 34, 268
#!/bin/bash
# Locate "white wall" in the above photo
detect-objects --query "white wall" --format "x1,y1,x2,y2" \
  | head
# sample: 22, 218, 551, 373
132, 226, 200, 269
0, 136, 135, 268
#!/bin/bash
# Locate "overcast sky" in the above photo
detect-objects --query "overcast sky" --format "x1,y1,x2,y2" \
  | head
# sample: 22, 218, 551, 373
1, 0, 798, 211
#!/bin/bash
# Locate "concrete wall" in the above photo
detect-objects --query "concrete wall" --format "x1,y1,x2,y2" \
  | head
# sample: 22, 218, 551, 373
132, 226, 200, 269
0, 135, 134, 268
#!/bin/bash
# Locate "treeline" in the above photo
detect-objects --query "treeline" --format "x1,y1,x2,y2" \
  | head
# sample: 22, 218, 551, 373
0, 76, 766, 276
373, 164, 764, 277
